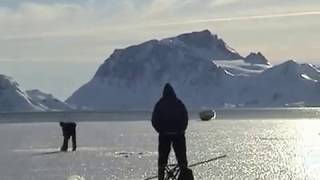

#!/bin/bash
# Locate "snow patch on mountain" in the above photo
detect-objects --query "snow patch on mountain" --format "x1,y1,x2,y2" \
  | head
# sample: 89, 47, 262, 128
213, 59, 271, 76
300, 63, 320, 81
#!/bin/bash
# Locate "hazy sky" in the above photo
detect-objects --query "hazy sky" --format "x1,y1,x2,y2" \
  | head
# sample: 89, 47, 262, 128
0, 0, 319, 99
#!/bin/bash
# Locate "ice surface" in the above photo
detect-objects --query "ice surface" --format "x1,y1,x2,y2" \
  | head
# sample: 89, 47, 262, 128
1, 110, 320, 179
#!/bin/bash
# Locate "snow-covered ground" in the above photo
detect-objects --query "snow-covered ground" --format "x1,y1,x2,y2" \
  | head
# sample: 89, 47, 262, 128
1, 110, 320, 179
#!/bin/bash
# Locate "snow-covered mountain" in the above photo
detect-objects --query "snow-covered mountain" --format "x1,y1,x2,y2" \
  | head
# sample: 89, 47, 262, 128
227, 60, 320, 107
67, 30, 320, 110
0, 74, 74, 112
67, 30, 239, 110
260, 60, 320, 81
0, 74, 45, 112
26, 89, 74, 111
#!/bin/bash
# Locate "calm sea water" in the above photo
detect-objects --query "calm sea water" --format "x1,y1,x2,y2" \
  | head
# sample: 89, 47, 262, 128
0, 108, 320, 179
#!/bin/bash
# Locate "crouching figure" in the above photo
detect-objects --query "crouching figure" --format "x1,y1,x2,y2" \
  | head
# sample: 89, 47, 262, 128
60, 122, 77, 152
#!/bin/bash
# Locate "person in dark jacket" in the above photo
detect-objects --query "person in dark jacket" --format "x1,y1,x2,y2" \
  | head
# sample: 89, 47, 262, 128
60, 122, 77, 152
151, 83, 189, 180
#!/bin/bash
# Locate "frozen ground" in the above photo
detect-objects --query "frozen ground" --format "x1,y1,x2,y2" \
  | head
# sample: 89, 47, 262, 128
1, 115, 320, 179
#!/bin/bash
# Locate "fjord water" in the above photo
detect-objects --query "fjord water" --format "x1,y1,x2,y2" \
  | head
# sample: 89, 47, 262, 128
0, 108, 320, 179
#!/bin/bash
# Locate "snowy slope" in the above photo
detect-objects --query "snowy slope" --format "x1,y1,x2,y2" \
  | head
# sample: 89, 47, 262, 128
300, 63, 320, 81
67, 30, 320, 109
213, 51, 271, 76
26, 89, 74, 111
261, 60, 319, 81
0, 74, 45, 112
213, 59, 271, 76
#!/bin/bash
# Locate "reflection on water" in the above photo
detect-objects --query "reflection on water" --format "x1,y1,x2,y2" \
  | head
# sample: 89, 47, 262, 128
214, 107, 320, 120
295, 121, 320, 179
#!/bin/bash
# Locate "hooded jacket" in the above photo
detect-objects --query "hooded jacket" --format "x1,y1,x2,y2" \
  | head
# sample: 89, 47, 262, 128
151, 83, 188, 134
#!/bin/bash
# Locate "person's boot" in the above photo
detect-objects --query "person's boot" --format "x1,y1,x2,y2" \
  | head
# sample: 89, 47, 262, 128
60, 138, 68, 152
158, 166, 165, 180
60, 146, 67, 152
71, 136, 76, 151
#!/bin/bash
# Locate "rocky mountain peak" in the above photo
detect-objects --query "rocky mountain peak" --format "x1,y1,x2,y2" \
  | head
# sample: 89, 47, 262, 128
245, 52, 270, 65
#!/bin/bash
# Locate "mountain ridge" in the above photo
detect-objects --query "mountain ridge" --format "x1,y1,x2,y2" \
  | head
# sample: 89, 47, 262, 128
0, 74, 73, 112
67, 30, 320, 110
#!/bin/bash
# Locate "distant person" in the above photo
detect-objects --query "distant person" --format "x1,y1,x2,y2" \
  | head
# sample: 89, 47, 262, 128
60, 122, 77, 152
151, 83, 192, 180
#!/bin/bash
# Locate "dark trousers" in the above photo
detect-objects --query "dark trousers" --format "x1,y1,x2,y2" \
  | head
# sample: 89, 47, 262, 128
158, 134, 188, 180
61, 131, 76, 151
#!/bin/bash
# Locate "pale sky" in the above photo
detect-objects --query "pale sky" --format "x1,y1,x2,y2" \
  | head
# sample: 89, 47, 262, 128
0, 0, 319, 99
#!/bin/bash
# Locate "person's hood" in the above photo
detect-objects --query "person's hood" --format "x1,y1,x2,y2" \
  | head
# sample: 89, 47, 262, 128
162, 83, 176, 98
